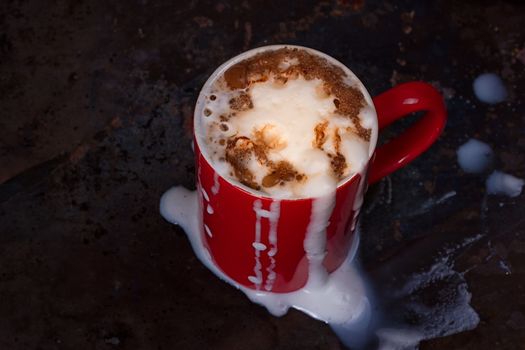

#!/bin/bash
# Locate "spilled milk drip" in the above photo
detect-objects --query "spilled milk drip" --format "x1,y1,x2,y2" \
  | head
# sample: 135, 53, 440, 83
160, 186, 481, 349
160, 186, 370, 325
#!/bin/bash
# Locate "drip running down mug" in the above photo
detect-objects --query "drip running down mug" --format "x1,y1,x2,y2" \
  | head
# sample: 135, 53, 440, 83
193, 45, 446, 293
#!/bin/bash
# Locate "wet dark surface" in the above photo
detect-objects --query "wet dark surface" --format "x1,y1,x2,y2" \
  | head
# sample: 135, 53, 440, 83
1, 0, 525, 349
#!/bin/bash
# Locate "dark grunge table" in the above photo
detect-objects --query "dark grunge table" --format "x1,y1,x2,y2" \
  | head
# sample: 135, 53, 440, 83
1, 1, 524, 349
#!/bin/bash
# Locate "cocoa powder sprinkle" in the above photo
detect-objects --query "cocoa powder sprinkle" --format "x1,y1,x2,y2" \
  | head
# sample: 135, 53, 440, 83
221, 47, 370, 140
229, 92, 253, 111
224, 134, 303, 190
217, 47, 371, 191
331, 153, 347, 180
225, 137, 259, 189
224, 63, 248, 89
262, 161, 298, 188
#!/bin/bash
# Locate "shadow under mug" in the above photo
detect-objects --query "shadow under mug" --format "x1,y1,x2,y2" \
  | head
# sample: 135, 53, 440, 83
193, 45, 447, 293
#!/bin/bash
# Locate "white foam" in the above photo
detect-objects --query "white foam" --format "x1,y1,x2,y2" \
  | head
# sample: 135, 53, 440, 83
473, 73, 508, 104
200, 187, 209, 202
204, 77, 371, 199
195, 46, 378, 200
264, 201, 281, 291
160, 186, 483, 348
303, 190, 335, 288
159, 186, 369, 325
251, 200, 264, 289
204, 224, 212, 238
373, 237, 482, 350
456, 138, 494, 173
211, 172, 220, 195
486, 170, 524, 197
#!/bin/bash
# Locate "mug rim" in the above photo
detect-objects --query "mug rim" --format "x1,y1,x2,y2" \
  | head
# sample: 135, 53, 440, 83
194, 44, 378, 200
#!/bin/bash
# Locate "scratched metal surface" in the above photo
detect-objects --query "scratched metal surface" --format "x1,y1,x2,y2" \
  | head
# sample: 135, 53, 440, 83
0, 0, 524, 349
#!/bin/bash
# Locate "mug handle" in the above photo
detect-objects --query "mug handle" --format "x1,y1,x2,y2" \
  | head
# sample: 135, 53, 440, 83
368, 82, 447, 184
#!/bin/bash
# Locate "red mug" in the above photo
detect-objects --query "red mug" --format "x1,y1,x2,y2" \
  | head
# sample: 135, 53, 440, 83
194, 45, 446, 293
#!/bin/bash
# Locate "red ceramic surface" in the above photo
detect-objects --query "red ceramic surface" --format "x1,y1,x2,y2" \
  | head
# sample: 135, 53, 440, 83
369, 82, 447, 184
195, 81, 447, 293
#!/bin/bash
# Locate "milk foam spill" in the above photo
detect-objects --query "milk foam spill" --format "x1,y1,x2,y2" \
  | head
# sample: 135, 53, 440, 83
378, 260, 479, 350
160, 186, 370, 325
486, 170, 524, 197
364, 234, 482, 350
160, 186, 483, 349
455, 139, 523, 197
249, 200, 265, 287
211, 172, 220, 195
473, 73, 508, 104
202, 77, 373, 199
456, 138, 494, 174
264, 201, 281, 291
248, 199, 281, 292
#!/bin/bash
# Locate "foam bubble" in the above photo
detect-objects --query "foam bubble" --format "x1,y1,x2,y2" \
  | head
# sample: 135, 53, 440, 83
456, 138, 494, 173
473, 73, 508, 104
486, 170, 524, 197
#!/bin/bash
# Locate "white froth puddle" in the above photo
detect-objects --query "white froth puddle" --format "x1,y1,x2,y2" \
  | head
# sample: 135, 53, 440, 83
486, 171, 524, 198
473, 73, 507, 104
160, 186, 370, 324
456, 138, 523, 198
160, 186, 483, 349
360, 234, 483, 350
457, 139, 494, 174
455, 138, 524, 198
